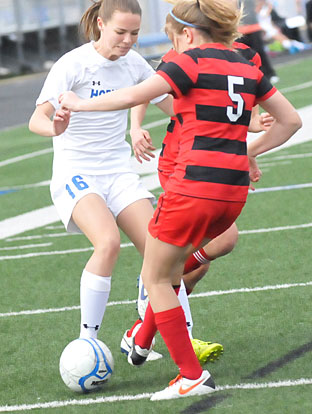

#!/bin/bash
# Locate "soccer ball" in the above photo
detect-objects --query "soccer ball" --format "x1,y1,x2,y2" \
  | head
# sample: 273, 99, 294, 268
59, 338, 114, 393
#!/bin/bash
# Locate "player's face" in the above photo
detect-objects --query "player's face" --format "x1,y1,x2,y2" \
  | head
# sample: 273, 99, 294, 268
96, 11, 141, 60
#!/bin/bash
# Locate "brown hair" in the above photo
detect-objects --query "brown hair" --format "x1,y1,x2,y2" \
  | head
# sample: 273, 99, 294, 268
81, 0, 142, 41
165, 0, 243, 47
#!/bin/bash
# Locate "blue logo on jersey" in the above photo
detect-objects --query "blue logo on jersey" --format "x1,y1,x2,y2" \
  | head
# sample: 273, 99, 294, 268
90, 87, 115, 98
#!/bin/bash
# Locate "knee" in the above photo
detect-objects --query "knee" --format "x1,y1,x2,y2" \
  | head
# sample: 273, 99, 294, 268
222, 229, 239, 254
93, 234, 120, 261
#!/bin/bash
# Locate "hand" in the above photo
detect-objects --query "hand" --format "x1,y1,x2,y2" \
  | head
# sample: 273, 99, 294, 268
130, 128, 156, 163
259, 112, 274, 130
248, 156, 262, 191
59, 91, 81, 112
52, 108, 71, 136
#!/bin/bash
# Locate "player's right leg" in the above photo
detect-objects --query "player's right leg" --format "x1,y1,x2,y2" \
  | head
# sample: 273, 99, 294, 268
51, 173, 120, 340
72, 193, 120, 339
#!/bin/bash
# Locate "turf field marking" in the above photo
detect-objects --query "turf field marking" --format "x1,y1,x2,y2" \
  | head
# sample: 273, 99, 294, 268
0, 148, 53, 167
251, 183, 312, 193
6, 233, 78, 241
0, 242, 133, 260
238, 223, 312, 233
262, 152, 312, 161
0, 378, 310, 412
0, 119, 169, 169
191, 281, 312, 299
279, 80, 312, 94
1, 222, 311, 258
1, 281, 311, 318
0, 243, 51, 251
245, 339, 312, 379
1, 153, 311, 192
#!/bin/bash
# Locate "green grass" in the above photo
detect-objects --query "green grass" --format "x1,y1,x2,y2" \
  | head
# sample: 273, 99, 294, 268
0, 55, 312, 413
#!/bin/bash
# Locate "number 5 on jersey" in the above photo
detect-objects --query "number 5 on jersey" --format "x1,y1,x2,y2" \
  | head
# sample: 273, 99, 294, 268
227, 75, 245, 123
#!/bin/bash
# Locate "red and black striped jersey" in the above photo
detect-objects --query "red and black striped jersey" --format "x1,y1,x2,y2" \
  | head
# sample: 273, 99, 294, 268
157, 42, 276, 202
158, 43, 262, 183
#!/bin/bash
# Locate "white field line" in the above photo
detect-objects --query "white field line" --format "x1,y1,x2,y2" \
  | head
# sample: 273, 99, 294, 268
0, 243, 52, 251
279, 80, 312, 94
0, 378, 311, 412
250, 183, 312, 193
263, 152, 312, 161
1, 280, 311, 319
238, 223, 312, 234
1, 180, 312, 241
0, 148, 53, 168
0, 181, 50, 191
0, 103, 311, 239
6, 233, 78, 242
0, 242, 134, 261
1, 222, 311, 259
0, 119, 169, 169
1, 152, 311, 193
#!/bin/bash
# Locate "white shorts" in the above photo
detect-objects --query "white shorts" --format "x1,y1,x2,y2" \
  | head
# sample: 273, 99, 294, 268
50, 171, 155, 233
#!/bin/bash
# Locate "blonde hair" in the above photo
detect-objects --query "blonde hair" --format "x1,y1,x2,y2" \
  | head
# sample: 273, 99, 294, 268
81, 0, 142, 41
164, 0, 243, 47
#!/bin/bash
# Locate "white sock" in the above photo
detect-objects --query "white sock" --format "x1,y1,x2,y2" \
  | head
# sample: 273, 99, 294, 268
178, 279, 194, 339
79, 269, 111, 339
137, 274, 149, 320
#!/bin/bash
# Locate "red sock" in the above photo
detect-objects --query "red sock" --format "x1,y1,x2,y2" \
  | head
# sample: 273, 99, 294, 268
127, 319, 142, 337
155, 306, 202, 380
135, 285, 180, 349
184, 248, 212, 274
134, 302, 157, 349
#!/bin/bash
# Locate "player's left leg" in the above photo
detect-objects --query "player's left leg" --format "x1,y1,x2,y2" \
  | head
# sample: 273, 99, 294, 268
117, 198, 163, 361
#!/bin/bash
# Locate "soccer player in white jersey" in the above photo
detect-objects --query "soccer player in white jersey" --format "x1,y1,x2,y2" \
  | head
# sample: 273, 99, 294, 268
29, 0, 221, 363
29, 0, 170, 342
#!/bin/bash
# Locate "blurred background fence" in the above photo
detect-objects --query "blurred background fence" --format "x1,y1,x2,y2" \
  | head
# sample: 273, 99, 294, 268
0, 0, 310, 76
0, 0, 172, 75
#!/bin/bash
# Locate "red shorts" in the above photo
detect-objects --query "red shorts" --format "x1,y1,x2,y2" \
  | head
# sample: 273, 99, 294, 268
148, 191, 245, 248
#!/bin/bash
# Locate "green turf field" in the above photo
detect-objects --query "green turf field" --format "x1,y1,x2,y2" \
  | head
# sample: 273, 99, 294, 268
0, 56, 312, 413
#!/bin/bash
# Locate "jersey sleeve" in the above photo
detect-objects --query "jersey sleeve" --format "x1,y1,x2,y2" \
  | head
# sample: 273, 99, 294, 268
157, 52, 199, 98
36, 56, 77, 109
255, 69, 277, 102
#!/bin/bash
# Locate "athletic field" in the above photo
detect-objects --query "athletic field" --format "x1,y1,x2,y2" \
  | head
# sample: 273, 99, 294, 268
0, 56, 312, 413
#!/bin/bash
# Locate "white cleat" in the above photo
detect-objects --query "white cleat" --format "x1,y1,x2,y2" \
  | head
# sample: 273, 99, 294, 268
120, 322, 162, 363
127, 337, 153, 366
150, 370, 215, 401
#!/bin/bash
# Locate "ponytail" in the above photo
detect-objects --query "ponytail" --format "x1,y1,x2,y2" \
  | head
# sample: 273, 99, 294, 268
80, 1, 101, 41
80, 0, 142, 41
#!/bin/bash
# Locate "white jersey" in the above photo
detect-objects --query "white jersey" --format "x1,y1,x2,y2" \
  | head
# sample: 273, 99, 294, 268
36, 42, 165, 176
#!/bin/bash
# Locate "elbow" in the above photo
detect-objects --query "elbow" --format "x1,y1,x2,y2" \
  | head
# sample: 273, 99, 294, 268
28, 116, 35, 133
290, 112, 302, 135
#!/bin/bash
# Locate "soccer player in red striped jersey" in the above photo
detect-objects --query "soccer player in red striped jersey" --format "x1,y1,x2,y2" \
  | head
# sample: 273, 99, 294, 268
157, 42, 273, 292
60, 0, 301, 400
130, 42, 274, 365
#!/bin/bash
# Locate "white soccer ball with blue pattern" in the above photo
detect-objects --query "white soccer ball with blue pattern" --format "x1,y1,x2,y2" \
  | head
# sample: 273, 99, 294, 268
59, 338, 114, 392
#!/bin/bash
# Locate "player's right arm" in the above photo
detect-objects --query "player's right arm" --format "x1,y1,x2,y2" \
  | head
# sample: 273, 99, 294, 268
29, 101, 71, 137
